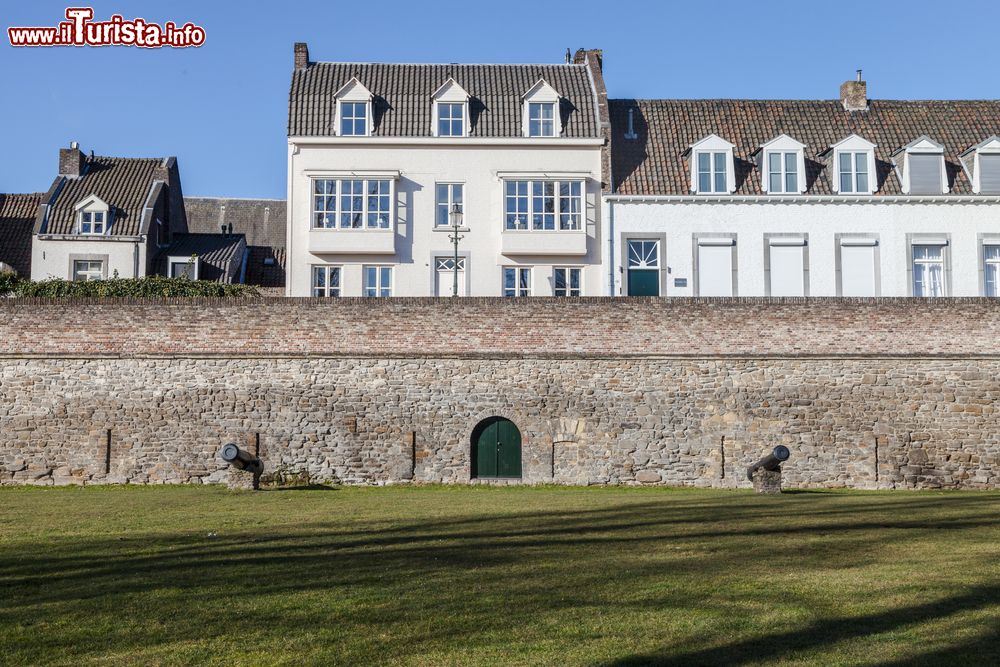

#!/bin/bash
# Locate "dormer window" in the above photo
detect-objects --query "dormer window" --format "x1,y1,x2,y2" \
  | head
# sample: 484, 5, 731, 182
528, 103, 555, 137
81, 210, 106, 234
74, 194, 112, 235
431, 78, 470, 137
759, 134, 806, 194
689, 134, 735, 194
521, 80, 562, 138
334, 78, 373, 137
340, 102, 367, 136
961, 136, 1000, 194
894, 136, 946, 195
830, 134, 876, 195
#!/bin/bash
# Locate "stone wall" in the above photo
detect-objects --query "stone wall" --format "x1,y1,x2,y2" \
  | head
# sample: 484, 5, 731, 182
1, 298, 998, 489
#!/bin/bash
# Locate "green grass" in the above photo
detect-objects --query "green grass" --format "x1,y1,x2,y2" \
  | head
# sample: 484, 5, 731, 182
1, 486, 998, 666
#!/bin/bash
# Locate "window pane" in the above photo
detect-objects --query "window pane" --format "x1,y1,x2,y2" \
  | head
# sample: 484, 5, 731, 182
714, 171, 726, 193
839, 153, 852, 174
768, 152, 781, 172
698, 172, 711, 192
769, 173, 782, 192
840, 173, 853, 193
785, 171, 797, 192
784, 152, 796, 171
713, 152, 725, 171
698, 152, 710, 171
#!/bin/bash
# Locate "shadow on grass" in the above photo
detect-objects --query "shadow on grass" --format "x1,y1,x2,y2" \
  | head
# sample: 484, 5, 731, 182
0, 491, 998, 664
263, 484, 339, 492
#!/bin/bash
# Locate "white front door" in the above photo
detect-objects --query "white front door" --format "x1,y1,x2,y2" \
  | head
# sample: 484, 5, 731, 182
435, 257, 467, 296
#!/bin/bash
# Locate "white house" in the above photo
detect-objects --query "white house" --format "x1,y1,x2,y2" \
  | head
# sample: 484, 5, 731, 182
604, 76, 1000, 297
285, 44, 609, 297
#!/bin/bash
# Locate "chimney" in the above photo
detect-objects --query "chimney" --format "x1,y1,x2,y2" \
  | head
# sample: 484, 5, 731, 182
573, 48, 603, 72
59, 141, 85, 177
294, 42, 309, 70
840, 69, 868, 111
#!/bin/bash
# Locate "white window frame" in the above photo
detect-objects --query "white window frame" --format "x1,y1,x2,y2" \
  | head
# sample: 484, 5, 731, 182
503, 180, 583, 231
311, 265, 342, 297
553, 267, 582, 297
983, 240, 1000, 297
690, 134, 735, 194
363, 265, 393, 297
168, 256, 199, 280
764, 234, 809, 297
333, 78, 373, 137
310, 178, 394, 230
760, 135, 806, 195
908, 236, 950, 297
830, 134, 876, 195
502, 266, 532, 297
435, 183, 464, 228
72, 259, 104, 282
693, 235, 737, 297
521, 79, 562, 138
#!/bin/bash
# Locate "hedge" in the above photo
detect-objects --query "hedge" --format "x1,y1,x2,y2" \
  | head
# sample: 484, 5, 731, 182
8, 275, 261, 298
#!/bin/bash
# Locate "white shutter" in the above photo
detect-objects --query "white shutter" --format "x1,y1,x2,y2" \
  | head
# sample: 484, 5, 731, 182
981, 154, 1000, 194
697, 243, 733, 296
769, 241, 805, 296
840, 242, 877, 296
908, 154, 942, 194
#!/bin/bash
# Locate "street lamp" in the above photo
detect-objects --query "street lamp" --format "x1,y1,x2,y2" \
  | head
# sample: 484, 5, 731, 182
448, 202, 464, 297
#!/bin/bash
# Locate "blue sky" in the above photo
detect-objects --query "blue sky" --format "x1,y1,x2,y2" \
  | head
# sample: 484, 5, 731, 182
2, 0, 999, 199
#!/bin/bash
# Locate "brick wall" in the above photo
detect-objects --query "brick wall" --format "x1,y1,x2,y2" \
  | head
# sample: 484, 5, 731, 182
1, 298, 998, 489
2, 297, 1000, 358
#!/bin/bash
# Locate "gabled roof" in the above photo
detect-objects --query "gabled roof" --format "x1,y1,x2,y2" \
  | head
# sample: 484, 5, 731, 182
0, 193, 41, 277
41, 155, 170, 235
288, 62, 600, 138
610, 99, 1000, 196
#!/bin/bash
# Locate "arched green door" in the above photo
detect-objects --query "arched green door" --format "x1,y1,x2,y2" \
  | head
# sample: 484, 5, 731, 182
472, 417, 522, 479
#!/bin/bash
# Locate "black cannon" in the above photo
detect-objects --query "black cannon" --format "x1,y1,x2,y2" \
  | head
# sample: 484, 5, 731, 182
746, 445, 790, 481
219, 443, 263, 489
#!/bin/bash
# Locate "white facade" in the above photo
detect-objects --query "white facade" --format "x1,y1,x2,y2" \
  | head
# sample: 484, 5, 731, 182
605, 198, 1000, 297
286, 138, 604, 296
31, 236, 150, 281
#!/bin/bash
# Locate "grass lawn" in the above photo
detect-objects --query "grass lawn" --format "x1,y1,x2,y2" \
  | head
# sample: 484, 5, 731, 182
1, 486, 999, 666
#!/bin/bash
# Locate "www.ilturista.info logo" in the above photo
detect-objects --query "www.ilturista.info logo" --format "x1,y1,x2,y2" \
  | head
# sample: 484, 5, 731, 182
8, 7, 205, 48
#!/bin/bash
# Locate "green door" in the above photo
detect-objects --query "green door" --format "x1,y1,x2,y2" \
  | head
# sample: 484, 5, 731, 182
473, 417, 522, 479
628, 269, 660, 296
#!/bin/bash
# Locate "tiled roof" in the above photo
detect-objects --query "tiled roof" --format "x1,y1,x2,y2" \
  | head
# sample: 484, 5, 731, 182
0, 193, 41, 277
154, 233, 246, 283
288, 62, 601, 138
183, 197, 286, 248
184, 197, 286, 289
44, 156, 167, 235
245, 246, 286, 289
609, 99, 1000, 196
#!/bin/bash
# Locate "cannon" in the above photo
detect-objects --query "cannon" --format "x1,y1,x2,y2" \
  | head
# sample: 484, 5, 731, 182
219, 443, 263, 490
746, 445, 790, 480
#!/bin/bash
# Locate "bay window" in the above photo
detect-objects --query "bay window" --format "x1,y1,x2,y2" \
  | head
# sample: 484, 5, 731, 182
504, 180, 582, 231
311, 178, 392, 230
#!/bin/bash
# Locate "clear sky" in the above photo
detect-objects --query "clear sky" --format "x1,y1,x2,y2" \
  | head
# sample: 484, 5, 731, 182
2, 0, 999, 199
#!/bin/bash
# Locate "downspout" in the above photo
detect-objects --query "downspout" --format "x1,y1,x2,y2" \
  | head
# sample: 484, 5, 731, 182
238, 247, 249, 284
607, 200, 615, 296
134, 237, 140, 278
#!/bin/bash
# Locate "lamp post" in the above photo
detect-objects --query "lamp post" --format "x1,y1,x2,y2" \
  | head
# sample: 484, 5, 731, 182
448, 202, 464, 297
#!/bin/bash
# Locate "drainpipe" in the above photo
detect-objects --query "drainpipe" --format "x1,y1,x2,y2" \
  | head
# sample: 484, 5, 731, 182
607, 200, 616, 295
133, 238, 140, 278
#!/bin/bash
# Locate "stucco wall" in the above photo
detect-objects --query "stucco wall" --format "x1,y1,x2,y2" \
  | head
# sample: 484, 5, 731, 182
606, 200, 1000, 297
287, 141, 604, 296
1, 298, 998, 489
30, 237, 148, 281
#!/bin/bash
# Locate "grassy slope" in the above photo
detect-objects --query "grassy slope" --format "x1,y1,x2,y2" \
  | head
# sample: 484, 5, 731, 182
0, 486, 998, 666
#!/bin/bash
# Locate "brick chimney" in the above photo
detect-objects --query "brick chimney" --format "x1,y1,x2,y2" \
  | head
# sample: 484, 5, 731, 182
840, 70, 868, 111
573, 47, 602, 71
294, 42, 309, 70
59, 141, 85, 177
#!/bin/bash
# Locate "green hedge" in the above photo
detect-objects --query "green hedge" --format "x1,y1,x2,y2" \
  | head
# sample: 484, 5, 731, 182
10, 276, 260, 298
0, 272, 20, 297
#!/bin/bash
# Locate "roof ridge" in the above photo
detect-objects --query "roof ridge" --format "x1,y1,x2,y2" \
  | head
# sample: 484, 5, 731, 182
612, 98, 1000, 104
307, 61, 586, 67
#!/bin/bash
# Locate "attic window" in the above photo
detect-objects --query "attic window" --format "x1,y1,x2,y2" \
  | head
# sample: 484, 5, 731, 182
437, 103, 465, 136
897, 137, 946, 195
528, 103, 555, 137
521, 79, 562, 138
80, 210, 106, 234
830, 134, 876, 195
759, 135, 806, 194
689, 134, 735, 194
981, 154, 1000, 194
334, 77, 373, 137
